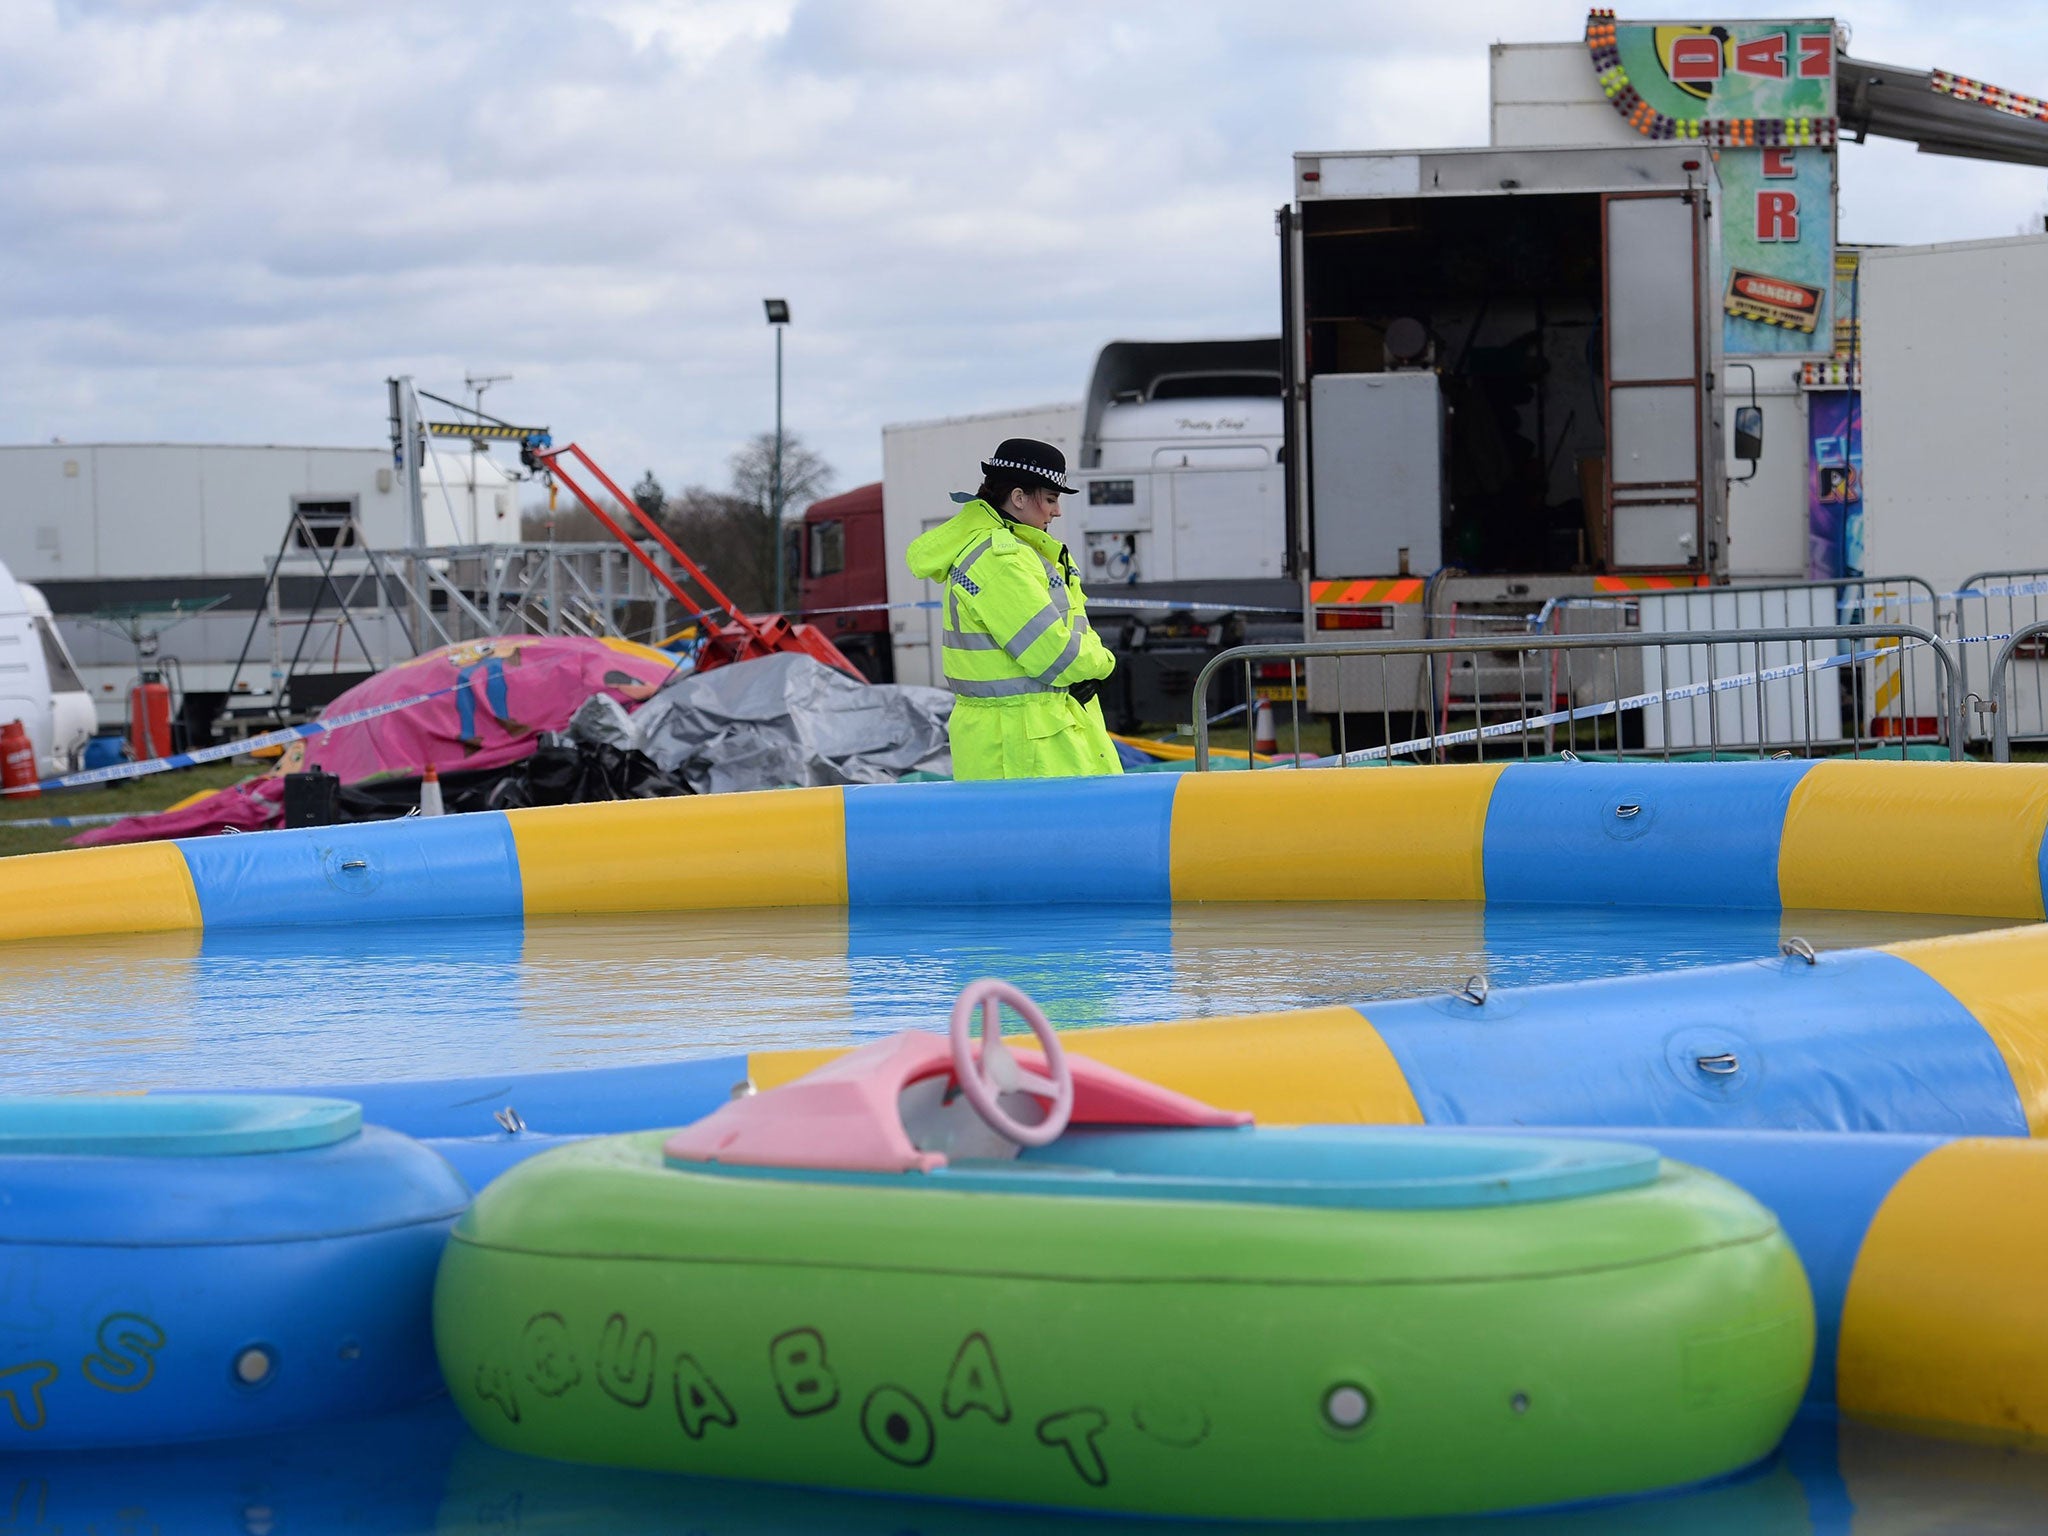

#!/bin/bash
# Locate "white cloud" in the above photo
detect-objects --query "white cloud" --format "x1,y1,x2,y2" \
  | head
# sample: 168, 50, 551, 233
4, 0, 2045, 500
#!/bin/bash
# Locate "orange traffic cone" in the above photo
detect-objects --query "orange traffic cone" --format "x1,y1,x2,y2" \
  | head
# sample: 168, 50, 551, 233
1252, 698, 1278, 756
0, 719, 39, 799
419, 762, 445, 817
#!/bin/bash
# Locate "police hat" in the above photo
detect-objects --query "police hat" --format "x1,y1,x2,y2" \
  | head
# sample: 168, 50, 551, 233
980, 438, 1078, 495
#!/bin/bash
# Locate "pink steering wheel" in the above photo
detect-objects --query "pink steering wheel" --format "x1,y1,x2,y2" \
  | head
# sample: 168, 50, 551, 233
947, 979, 1074, 1148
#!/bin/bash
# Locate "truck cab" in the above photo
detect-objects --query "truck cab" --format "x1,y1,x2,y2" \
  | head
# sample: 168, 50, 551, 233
794, 482, 892, 683
1060, 339, 1298, 725
1064, 339, 1288, 594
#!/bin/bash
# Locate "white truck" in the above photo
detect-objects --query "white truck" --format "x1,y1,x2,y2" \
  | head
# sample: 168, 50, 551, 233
1282, 143, 1732, 735
0, 438, 520, 734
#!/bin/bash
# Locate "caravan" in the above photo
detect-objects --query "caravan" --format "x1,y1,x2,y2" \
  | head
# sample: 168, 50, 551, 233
1, 558, 95, 777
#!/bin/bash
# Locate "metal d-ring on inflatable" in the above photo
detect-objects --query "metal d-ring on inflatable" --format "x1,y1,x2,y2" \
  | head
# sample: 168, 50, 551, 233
435, 982, 1814, 1523
0, 1094, 469, 1451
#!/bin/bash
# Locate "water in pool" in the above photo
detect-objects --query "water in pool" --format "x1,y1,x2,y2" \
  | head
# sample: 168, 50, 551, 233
22, 1394, 2048, 1534
2, 901, 2019, 1092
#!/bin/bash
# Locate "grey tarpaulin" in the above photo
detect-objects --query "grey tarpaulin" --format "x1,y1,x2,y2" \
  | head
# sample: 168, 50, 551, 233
567, 692, 638, 751
629, 653, 953, 794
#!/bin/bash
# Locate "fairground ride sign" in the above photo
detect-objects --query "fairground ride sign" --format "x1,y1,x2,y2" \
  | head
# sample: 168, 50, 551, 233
1586, 10, 1838, 358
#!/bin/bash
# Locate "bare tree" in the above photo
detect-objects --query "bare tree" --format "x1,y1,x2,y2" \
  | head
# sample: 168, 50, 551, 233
667, 486, 777, 613
728, 431, 833, 609
729, 431, 835, 517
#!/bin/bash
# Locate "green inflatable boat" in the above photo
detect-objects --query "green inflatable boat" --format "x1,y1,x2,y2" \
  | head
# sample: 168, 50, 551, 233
436, 984, 1812, 1521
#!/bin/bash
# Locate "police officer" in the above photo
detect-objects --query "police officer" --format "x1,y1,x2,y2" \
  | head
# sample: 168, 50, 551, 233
906, 439, 1120, 779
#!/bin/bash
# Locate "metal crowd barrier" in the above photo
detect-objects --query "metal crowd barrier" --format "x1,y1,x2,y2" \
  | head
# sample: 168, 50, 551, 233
1952, 568, 2048, 746
1191, 625, 1962, 770
1987, 619, 2048, 762
1537, 574, 1941, 636
1547, 576, 1944, 758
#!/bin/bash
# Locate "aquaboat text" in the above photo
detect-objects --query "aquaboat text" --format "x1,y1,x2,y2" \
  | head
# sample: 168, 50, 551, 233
472, 1313, 1150, 1488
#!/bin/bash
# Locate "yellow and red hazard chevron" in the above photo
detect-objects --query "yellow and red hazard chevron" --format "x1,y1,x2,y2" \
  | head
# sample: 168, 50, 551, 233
1593, 574, 1711, 592
1310, 579, 1425, 604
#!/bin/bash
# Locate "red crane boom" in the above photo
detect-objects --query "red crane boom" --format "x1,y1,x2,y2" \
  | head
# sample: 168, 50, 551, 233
536, 442, 865, 681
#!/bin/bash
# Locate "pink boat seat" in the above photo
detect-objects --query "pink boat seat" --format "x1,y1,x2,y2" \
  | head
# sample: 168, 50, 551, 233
663, 1031, 1251, 1175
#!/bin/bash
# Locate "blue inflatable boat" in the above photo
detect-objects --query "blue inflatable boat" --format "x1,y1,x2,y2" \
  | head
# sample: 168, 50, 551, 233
0, 1094, 466, 1450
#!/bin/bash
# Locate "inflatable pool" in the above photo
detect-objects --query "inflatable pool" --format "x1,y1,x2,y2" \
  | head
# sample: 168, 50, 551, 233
8, 757, 2048, 1523
434, 983, 1812, 1521
10, 760, 2048, 947
0, 1094, 466, 1450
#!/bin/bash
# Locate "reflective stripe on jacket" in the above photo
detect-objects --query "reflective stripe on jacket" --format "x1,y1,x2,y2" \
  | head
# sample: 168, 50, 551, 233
906, 499, 1121, 780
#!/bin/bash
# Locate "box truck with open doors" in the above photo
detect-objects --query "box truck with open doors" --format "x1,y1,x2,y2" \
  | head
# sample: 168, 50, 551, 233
1282, 144, 1726, 738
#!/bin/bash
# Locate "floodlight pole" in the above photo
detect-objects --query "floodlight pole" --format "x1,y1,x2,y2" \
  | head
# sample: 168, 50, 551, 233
765, 299, 790, 611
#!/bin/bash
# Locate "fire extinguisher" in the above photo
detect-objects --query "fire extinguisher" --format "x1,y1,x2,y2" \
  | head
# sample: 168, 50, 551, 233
0, 718, 39, 800
129, 672, 173, 761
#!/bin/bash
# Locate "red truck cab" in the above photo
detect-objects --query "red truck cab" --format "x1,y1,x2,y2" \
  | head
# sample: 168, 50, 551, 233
793, 482, 892, 682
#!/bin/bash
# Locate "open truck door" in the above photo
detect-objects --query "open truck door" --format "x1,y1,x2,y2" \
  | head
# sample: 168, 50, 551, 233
1285, 144, 1725, 729
1602, 187, 1720, 572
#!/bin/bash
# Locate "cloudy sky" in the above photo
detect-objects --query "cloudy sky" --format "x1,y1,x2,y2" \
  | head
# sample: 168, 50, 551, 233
6, 0, 2045, 500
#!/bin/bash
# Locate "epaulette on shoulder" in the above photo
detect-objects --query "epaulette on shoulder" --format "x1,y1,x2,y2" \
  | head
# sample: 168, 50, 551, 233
987, 524, 1021, 554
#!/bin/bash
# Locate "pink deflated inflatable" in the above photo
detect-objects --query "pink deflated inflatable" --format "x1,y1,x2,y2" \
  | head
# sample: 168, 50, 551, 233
299, 635, 677, 784
72, 636, 680, 846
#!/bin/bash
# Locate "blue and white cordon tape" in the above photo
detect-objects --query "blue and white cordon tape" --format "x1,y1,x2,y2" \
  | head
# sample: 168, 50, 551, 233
1315, 640, 1914, 766
15, 685, 458, 797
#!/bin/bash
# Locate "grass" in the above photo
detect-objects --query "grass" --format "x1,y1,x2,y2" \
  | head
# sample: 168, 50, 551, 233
0, 761, 256, 857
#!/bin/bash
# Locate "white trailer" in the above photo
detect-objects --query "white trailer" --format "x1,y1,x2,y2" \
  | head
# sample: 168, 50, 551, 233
1860, 235, 2048, 738
0, 441, 520, 727
1860, 236, 2048, 592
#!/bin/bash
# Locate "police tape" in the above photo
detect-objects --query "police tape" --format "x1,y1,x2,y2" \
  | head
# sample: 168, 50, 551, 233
1968, 579, 2048, 601
1166, 701, 1250, 737
783, 599, 937, 617
793, 595, 1302, 618
1082, 593, 1301, 616
0, 811, 133, 830
1313, 640, 1911, 767
12, 685, 460, 796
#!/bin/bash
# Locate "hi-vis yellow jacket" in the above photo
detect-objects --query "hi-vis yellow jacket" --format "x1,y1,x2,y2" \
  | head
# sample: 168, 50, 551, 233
906, 499, 1121, 780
